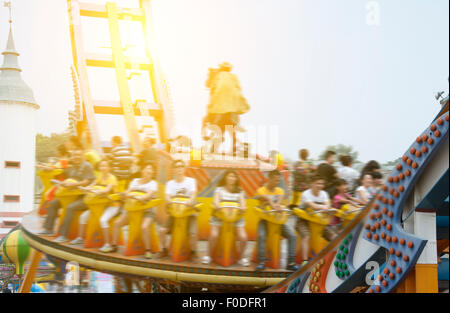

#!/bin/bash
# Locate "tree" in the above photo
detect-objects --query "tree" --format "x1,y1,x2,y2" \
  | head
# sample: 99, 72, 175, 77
35, 132, 71, 163
381, 157, 401, 171
319, 144, 359, 163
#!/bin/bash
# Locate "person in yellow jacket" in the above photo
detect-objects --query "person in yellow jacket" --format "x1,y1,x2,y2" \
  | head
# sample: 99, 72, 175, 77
206, 62, 250, 116
204, 62, 249, 154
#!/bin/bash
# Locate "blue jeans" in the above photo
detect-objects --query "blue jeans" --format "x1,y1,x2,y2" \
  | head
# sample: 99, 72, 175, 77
257, 220, 297, 264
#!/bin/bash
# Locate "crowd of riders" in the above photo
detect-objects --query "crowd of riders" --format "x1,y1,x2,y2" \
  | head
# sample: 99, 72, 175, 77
37, 136, 383, 271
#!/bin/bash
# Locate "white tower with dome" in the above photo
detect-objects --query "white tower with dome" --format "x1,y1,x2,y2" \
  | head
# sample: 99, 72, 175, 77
0, 11, 39, 239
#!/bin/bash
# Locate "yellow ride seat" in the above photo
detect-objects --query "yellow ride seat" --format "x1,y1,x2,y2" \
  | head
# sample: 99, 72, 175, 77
212, 201, 245, 267
38, 169, 64, 194
124, 191, 162, 256
293, 207, 333, 259
55, 179, 86, 240
251, 205, 290, 269
290, 191, 302, 207
83, 186, 122, 248
167, 197, 203, 262
37, 169, 64, 215
334, 204, 363, 228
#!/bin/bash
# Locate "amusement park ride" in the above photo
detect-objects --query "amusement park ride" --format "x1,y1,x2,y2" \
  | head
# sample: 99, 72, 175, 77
0, 0, 448, 293
66, 0, 174, 152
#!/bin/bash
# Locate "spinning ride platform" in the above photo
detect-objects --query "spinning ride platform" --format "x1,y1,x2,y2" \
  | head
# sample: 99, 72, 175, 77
20, 213, 291, 291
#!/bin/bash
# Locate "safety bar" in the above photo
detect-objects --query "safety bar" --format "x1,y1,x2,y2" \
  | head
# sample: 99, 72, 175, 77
344, 207, 364, 214
311, 208, 337, 215
218, 205, 243, 209
172, 200, 190, 205
263, 208, 292, 214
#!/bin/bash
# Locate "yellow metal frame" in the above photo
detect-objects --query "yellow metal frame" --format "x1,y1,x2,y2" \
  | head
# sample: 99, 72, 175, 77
67, 0, 170, 151
106, 2, 141, 152
18, 250, 42, 293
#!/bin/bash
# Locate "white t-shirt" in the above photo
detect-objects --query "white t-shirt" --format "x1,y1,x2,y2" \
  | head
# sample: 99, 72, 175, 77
356, 186, 371, 201
338, 166, 360, 188
215, 187, 243, 202
368, 187, 378, 198
128, 178, 158, 194
165, 177, 197, 197
300, 189, 329, 207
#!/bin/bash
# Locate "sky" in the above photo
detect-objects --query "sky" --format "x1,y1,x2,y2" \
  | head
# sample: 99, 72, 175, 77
0, 0, 448, 163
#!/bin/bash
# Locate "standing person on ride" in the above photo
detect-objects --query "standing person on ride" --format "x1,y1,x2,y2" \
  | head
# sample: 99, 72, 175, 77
337, 154, 359, 193
290, 149, 316, 207
69, 160, 118, 250
202, 170, 249, 266
39, 148, 96, 241
158, 160, 198, 261
317, 150, 339, 197
108, 136, 135, 183
255, 170, 299, 272
103, 163, 158, 257
295, 175, 336, 264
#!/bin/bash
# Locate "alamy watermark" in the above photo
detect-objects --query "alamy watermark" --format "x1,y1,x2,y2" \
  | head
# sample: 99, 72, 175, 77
170, 124, 281, 170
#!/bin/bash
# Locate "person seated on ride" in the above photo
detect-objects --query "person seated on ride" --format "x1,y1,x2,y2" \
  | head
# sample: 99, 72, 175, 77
130, 137, 159, 180
369, 171, 384, 194
317, 150, 339, 197
36, 144, 70, 203
103, 163, 158, 257
39, 148, 96, 242
355, 173, 374, 205
330, 179, 365, 229
337, 154, 359, 194
65, 135, 101, 169
36, 144, 70, 172
357, 160, 381, 186
158, 159, 198, 260
137, 137, 158, 168
290, 149, 315, 207
107, 136, 135, 184
201, 170, 249, 266
255, 170, 299, 272
295, 175, 336, 264
69, 159, 119, 250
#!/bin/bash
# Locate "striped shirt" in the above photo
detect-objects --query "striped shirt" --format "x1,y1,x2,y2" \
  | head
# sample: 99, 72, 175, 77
109, 145, 134, 179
